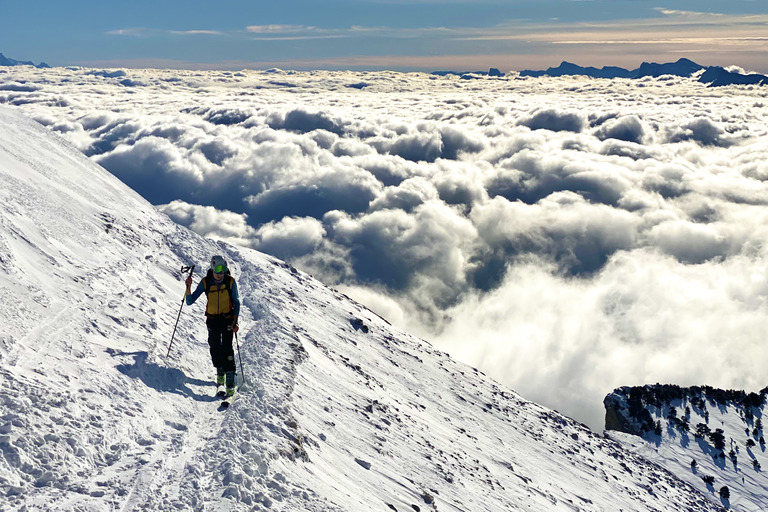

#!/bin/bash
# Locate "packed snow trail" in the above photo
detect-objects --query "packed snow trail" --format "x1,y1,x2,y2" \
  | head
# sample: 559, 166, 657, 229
0, 106, 724, 511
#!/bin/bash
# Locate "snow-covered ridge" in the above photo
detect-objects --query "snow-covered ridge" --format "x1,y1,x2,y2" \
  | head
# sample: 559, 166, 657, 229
0, 105, 722, 511
606, 384, 768, 511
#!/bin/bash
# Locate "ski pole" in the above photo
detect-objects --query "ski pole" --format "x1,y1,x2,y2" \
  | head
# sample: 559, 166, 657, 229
235, 331, 246, 384
167, 265, 195, 357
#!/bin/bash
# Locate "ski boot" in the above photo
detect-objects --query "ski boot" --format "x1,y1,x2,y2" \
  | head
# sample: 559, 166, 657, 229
225, 371, 236, 397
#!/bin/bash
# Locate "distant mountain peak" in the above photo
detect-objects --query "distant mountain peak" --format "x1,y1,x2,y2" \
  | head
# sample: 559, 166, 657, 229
519, 58, 767, 87
634, 58, 705, 78
0, 51, 50, 69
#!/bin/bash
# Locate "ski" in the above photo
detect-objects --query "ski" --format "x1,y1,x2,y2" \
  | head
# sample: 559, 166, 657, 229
215, 384, 227, 398
219, 388, 238, 410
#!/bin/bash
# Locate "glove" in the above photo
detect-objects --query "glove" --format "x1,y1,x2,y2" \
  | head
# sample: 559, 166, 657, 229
232, 316, 239, 333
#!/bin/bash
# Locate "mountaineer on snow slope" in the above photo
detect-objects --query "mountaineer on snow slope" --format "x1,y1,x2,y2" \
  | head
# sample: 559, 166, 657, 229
185, 255, 241, 396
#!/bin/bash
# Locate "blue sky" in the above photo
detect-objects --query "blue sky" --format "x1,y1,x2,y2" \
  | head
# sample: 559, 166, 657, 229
3, 0, 767, 71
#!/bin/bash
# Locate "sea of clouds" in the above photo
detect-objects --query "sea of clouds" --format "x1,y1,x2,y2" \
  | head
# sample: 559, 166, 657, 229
2, 66, 767, 430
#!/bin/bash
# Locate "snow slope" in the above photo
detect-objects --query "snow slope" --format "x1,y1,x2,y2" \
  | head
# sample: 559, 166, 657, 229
0, 105, 724, 511
606, 385, 768, 511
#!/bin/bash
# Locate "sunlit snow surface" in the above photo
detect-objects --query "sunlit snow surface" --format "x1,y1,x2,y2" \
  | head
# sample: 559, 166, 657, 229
1, 66, 768, 433
0, 106, 726, 511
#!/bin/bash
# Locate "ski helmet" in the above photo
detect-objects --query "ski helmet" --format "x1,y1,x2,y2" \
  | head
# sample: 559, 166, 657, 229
211, 255, 227, 274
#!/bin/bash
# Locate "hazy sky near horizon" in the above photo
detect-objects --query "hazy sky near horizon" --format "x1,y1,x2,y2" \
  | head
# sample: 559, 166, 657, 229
3, 0, 768, 72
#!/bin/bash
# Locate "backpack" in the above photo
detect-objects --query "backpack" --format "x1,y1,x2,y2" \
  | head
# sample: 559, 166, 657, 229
202, 269, 235, 316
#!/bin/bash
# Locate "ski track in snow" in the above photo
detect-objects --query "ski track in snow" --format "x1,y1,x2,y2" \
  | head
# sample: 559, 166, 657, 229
0, 105, 729, 511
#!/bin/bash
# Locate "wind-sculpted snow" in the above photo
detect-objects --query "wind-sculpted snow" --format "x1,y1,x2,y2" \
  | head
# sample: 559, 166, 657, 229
0, 106, 724, 511
1, 66, 768, 430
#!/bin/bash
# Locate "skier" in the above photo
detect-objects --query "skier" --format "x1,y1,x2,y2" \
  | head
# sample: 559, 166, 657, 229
185, 255, 240, 396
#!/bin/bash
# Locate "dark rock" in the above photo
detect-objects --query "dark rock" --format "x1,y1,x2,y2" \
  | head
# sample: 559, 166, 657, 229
354, 458, 371, 470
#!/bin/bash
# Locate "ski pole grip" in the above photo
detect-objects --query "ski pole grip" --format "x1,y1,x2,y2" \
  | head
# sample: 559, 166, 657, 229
181, 265, 195, 299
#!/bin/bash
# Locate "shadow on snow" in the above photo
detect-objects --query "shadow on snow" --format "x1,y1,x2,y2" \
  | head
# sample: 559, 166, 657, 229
111, 349, 216, 402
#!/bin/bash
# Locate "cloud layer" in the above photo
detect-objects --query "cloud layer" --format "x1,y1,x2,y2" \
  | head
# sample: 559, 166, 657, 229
2, 66, 768, 429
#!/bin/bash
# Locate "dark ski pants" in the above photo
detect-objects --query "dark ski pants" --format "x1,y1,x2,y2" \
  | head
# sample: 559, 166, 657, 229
206, 315, 236, 373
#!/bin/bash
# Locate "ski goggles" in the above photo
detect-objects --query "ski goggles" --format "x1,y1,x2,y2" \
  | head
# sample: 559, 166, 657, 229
212, 264, 227, 274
